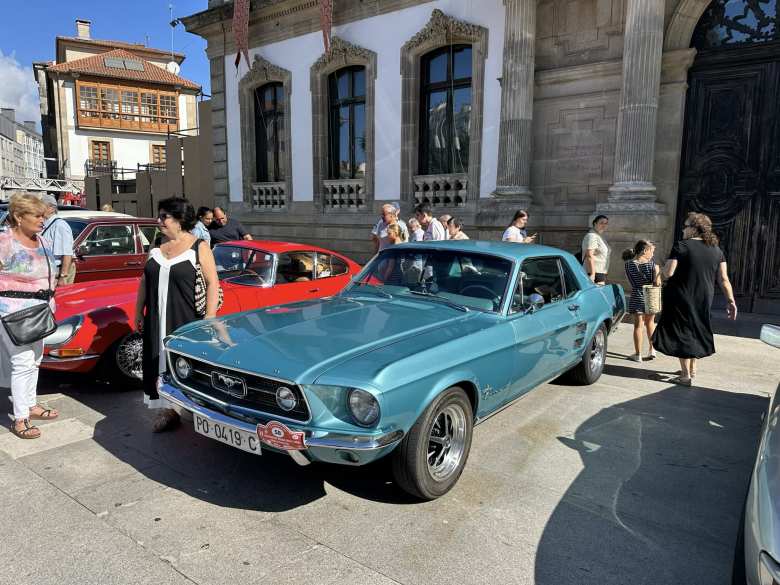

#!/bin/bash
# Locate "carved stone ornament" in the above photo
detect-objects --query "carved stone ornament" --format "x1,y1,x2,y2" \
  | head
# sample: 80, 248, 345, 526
239, 54, 290, 89
311, 36, 376, 73
402, 9, 485, 52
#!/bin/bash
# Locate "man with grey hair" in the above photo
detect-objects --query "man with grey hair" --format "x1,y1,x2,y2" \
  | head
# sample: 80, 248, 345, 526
438, 214, 452, 240
371, 202, 409, 253
41, 194, 76, 285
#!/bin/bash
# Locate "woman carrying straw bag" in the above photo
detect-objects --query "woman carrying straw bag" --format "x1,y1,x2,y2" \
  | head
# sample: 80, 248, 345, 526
623, 240, 661, 362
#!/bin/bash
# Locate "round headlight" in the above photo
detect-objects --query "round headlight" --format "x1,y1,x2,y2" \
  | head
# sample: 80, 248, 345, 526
276, 386, 297, 411
43, 315, 83, 347
174, 357, 192, 379
347, 389, 380, 427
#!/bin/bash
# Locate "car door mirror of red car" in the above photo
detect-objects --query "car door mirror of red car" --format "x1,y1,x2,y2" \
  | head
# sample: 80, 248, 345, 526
76, 244, 89, 258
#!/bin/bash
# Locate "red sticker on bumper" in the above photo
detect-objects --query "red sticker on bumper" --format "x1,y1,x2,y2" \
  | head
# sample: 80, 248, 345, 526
256, 421, 306, 451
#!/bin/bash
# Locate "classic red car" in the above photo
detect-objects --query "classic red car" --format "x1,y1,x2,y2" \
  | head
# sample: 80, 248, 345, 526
42, 240, 361, 385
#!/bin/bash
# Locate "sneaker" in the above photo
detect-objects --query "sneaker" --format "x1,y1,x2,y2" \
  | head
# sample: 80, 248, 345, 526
629, 354, 642, 362
645, 350, 657, 360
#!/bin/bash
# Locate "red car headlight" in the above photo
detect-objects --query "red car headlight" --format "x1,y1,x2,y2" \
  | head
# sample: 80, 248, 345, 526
44, 315, 84, 347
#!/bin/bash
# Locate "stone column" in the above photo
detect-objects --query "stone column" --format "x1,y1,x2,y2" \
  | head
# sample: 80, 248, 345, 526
606, 0, 665, 207
493, 0, 536, 205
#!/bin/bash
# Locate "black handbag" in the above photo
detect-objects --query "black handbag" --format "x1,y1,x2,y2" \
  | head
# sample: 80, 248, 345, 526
1, 248, 56, 346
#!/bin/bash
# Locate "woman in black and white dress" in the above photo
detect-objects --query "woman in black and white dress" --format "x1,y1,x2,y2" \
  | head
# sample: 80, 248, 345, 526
134, 197, 219, 431
623, 240, 660, 362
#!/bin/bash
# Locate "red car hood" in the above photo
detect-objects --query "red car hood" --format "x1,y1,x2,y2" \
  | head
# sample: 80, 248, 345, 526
54, 277, 140, 319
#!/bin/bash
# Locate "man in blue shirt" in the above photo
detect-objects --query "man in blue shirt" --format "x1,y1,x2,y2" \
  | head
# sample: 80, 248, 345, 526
41, 195, 76, 285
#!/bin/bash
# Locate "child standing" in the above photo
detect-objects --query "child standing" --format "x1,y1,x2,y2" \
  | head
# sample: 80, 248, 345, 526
623, 240, 661, 362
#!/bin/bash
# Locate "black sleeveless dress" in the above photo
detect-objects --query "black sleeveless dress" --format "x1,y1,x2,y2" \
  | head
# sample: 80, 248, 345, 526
652, 239, 725, 359
142, 239, 201, 401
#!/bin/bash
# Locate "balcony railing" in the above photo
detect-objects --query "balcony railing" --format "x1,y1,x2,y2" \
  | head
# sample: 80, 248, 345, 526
413, 173, 468, 207
85, 159, 117, 177
322, 178, 366, 211
251, 181, 287, 211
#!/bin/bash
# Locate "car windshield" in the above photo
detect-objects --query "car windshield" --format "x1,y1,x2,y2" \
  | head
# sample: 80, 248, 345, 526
212, 245, 274, 287
347, 247, 513, 312
64, 219, 88, 239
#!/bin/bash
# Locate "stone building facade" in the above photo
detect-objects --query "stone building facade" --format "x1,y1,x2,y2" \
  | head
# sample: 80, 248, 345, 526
0, 108, 44, 179
182, 0, 780, 315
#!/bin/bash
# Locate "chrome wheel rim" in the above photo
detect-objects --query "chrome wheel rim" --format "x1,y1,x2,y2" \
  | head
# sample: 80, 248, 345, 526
427, 404, 467, 482
589, 329, 606, 376
116, 334, 143, 380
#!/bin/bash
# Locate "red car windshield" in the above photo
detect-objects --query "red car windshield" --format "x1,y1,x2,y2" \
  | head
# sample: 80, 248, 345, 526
213, 245, 274, 287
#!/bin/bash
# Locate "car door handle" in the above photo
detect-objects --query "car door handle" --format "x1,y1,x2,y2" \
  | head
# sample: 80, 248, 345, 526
308, 288, 320, 293
568, 304, 580, 312
124, 261, 142, 266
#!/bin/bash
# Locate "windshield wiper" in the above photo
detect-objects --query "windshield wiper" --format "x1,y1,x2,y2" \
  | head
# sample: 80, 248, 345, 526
349, 282, 394, 299
407, 290, 469, 312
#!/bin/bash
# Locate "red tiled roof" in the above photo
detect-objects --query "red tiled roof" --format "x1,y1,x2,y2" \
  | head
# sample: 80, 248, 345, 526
56, 36, 185, 59
47, 49, 200, 90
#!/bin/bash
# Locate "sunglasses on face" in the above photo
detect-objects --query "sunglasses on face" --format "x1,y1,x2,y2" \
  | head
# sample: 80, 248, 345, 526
158, 212, 172, 222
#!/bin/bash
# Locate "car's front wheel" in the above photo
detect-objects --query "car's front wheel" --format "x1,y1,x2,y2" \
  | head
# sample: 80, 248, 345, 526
392, 386, 473, 500
564, 323, 608, 385
105, 332, 143, 388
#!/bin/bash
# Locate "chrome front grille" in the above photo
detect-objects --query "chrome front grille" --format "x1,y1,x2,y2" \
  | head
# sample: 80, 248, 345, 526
168, 352, 310, 422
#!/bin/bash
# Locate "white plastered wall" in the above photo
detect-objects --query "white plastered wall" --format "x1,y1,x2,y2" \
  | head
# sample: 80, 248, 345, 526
224, 0, 504, 203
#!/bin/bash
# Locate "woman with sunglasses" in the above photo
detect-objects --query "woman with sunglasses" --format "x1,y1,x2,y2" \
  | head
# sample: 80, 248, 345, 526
134, 197, 219, 432
653, 212, 737, 386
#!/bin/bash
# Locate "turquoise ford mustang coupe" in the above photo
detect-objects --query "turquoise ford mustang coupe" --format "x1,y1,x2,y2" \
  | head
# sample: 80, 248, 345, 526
160, 241, 625, 499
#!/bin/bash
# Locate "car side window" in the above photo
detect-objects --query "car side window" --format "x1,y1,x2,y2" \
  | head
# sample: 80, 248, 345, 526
560, 259, 580, 299
139, 225, 160, 253
511, 257, 565, 312
275, 252, 315, 283
315, 254, 349, 279
81, 224, 135, 256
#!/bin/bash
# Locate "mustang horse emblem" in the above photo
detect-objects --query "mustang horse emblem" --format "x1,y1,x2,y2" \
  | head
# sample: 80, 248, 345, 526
211, 371, 247, 397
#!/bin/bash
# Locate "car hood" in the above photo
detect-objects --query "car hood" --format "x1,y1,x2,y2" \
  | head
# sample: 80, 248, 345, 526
166, 294, 491, 384
54, 277, 140, 318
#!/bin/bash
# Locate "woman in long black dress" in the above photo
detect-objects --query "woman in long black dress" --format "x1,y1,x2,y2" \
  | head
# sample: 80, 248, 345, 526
652, 212, 737, 385
134, 198, 220, 431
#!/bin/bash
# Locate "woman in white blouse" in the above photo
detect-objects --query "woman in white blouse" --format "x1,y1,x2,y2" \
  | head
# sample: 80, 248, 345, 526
582, 215, 612, 284
502, 210, 537, 244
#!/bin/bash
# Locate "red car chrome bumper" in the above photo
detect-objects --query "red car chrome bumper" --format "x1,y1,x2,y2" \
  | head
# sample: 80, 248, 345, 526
41, 353, 100, 373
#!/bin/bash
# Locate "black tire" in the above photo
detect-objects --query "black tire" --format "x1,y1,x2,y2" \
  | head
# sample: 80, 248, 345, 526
391, 386, 474, 500
564, 323, 608, 385
732, 488, 748, 585
99, 332, 143, 389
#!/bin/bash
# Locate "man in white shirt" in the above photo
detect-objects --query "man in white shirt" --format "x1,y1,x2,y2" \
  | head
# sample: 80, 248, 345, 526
371, 203, 409, 253
415, 203, 446, 241
41, 194, 76, 285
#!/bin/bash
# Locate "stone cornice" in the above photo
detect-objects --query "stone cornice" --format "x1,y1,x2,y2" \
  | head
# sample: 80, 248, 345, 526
402, 9, 485, 52
311, 37, 376, 74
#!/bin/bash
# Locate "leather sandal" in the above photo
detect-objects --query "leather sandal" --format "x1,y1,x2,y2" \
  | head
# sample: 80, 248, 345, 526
29, 405, 59, 420
10, 419, 41, 440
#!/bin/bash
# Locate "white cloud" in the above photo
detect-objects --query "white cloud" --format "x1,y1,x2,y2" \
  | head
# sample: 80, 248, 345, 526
0, 51, 41, 131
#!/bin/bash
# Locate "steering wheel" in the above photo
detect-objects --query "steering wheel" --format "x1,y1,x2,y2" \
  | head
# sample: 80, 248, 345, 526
238, 269, 265, 284
459, 284, 501, 308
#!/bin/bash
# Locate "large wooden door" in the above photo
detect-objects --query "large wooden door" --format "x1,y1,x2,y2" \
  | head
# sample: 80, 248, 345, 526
678, 46, 780, 314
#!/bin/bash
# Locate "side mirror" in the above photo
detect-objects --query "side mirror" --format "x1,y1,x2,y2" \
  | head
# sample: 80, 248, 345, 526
523, 293, 545, 314
761, 324, 780, 349
76, 244, 89, 258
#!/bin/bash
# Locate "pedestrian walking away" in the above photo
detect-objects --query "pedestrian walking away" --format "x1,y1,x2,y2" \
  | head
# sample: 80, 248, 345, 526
582, 215, 611, 284
41, 194, 76, 284
502, 210, 537, 243
623, 240, 661, 362
652, 212, 737, 386
135, 197, 220, 432
208, 206, 252, 246
0, 194, 60, 439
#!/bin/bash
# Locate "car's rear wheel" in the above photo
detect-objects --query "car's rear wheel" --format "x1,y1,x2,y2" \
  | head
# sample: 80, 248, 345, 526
102, 333, 143, 388
391, 386, 473, 500
565, 323, 607, 385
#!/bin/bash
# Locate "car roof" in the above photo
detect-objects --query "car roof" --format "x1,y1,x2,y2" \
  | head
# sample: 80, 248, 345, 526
392, 240, 573, 262
215, 240, 351, 256
59, 210, 156, 222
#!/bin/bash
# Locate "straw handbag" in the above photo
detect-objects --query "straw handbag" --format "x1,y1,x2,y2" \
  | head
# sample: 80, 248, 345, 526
643, 284, 663, 314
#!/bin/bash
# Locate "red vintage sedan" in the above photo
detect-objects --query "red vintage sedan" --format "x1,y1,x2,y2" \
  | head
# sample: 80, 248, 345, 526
42, 240, 361, 385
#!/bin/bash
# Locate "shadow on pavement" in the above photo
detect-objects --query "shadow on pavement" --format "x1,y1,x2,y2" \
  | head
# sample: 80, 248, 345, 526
32, 371, 412, 512
533, 384, 766, 585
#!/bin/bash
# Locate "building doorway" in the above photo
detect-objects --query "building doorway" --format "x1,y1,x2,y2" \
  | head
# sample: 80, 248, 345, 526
678, 0, 780, 314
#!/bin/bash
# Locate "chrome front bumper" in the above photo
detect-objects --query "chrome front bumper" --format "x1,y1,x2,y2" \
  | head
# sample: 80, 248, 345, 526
159, 383, 404, 466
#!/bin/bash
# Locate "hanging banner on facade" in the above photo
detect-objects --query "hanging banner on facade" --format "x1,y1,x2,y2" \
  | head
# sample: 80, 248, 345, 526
320, 0, 333, 53
233, 0, 250, 69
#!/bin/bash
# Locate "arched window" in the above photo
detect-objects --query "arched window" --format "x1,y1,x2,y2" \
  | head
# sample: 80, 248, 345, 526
692, 0, 778, 49
419, 45, 472, 175
254, 82, 286, 182
328, 66, 366, 180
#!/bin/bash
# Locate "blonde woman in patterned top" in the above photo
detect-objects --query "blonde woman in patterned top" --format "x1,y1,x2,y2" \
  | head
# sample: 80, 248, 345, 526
0, 194, 59, 439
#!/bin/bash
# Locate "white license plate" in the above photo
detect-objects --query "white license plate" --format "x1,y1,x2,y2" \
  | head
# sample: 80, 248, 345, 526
194, 413, 261, 456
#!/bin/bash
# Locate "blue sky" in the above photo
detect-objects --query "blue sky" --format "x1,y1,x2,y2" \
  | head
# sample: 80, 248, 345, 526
0, 1, 211, 128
